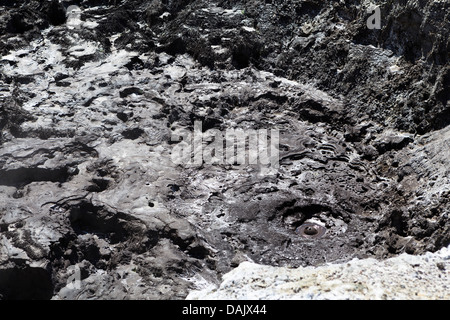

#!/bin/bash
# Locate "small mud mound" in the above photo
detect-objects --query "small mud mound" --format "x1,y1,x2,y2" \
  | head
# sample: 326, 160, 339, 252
296, 222, 327, 239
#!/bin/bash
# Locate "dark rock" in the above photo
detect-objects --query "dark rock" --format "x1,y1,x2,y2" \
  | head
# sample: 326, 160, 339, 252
119, 87, 144, 98
0, 266, 53, 300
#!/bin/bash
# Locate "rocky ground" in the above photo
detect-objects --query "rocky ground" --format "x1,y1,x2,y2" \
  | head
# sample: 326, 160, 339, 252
0, 0, 448, 299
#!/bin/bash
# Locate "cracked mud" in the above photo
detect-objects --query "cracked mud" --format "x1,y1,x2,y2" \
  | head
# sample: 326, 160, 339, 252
0, 0, 448, 299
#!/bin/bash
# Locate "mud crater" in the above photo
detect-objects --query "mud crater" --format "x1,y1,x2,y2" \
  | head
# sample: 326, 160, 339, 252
195, 194, 374, 270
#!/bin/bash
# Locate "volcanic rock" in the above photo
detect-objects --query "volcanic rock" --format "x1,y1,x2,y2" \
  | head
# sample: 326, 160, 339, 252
0, 0, 448, 300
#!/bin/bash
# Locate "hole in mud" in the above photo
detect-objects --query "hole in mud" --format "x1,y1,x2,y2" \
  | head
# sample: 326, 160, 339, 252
223, 196, 367, 268
121, 127, 144, 140
281, 203, 333, 228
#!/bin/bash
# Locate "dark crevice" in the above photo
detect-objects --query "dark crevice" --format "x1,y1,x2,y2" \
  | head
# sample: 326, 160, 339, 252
85, 178, 111, 192
121, 127, 144, 140
69, 201, 133, 244
0, 266, 53, 300
164, 229, 209, 260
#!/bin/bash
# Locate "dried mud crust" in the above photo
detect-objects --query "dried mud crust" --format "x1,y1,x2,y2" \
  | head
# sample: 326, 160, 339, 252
0, 0, 448, 299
